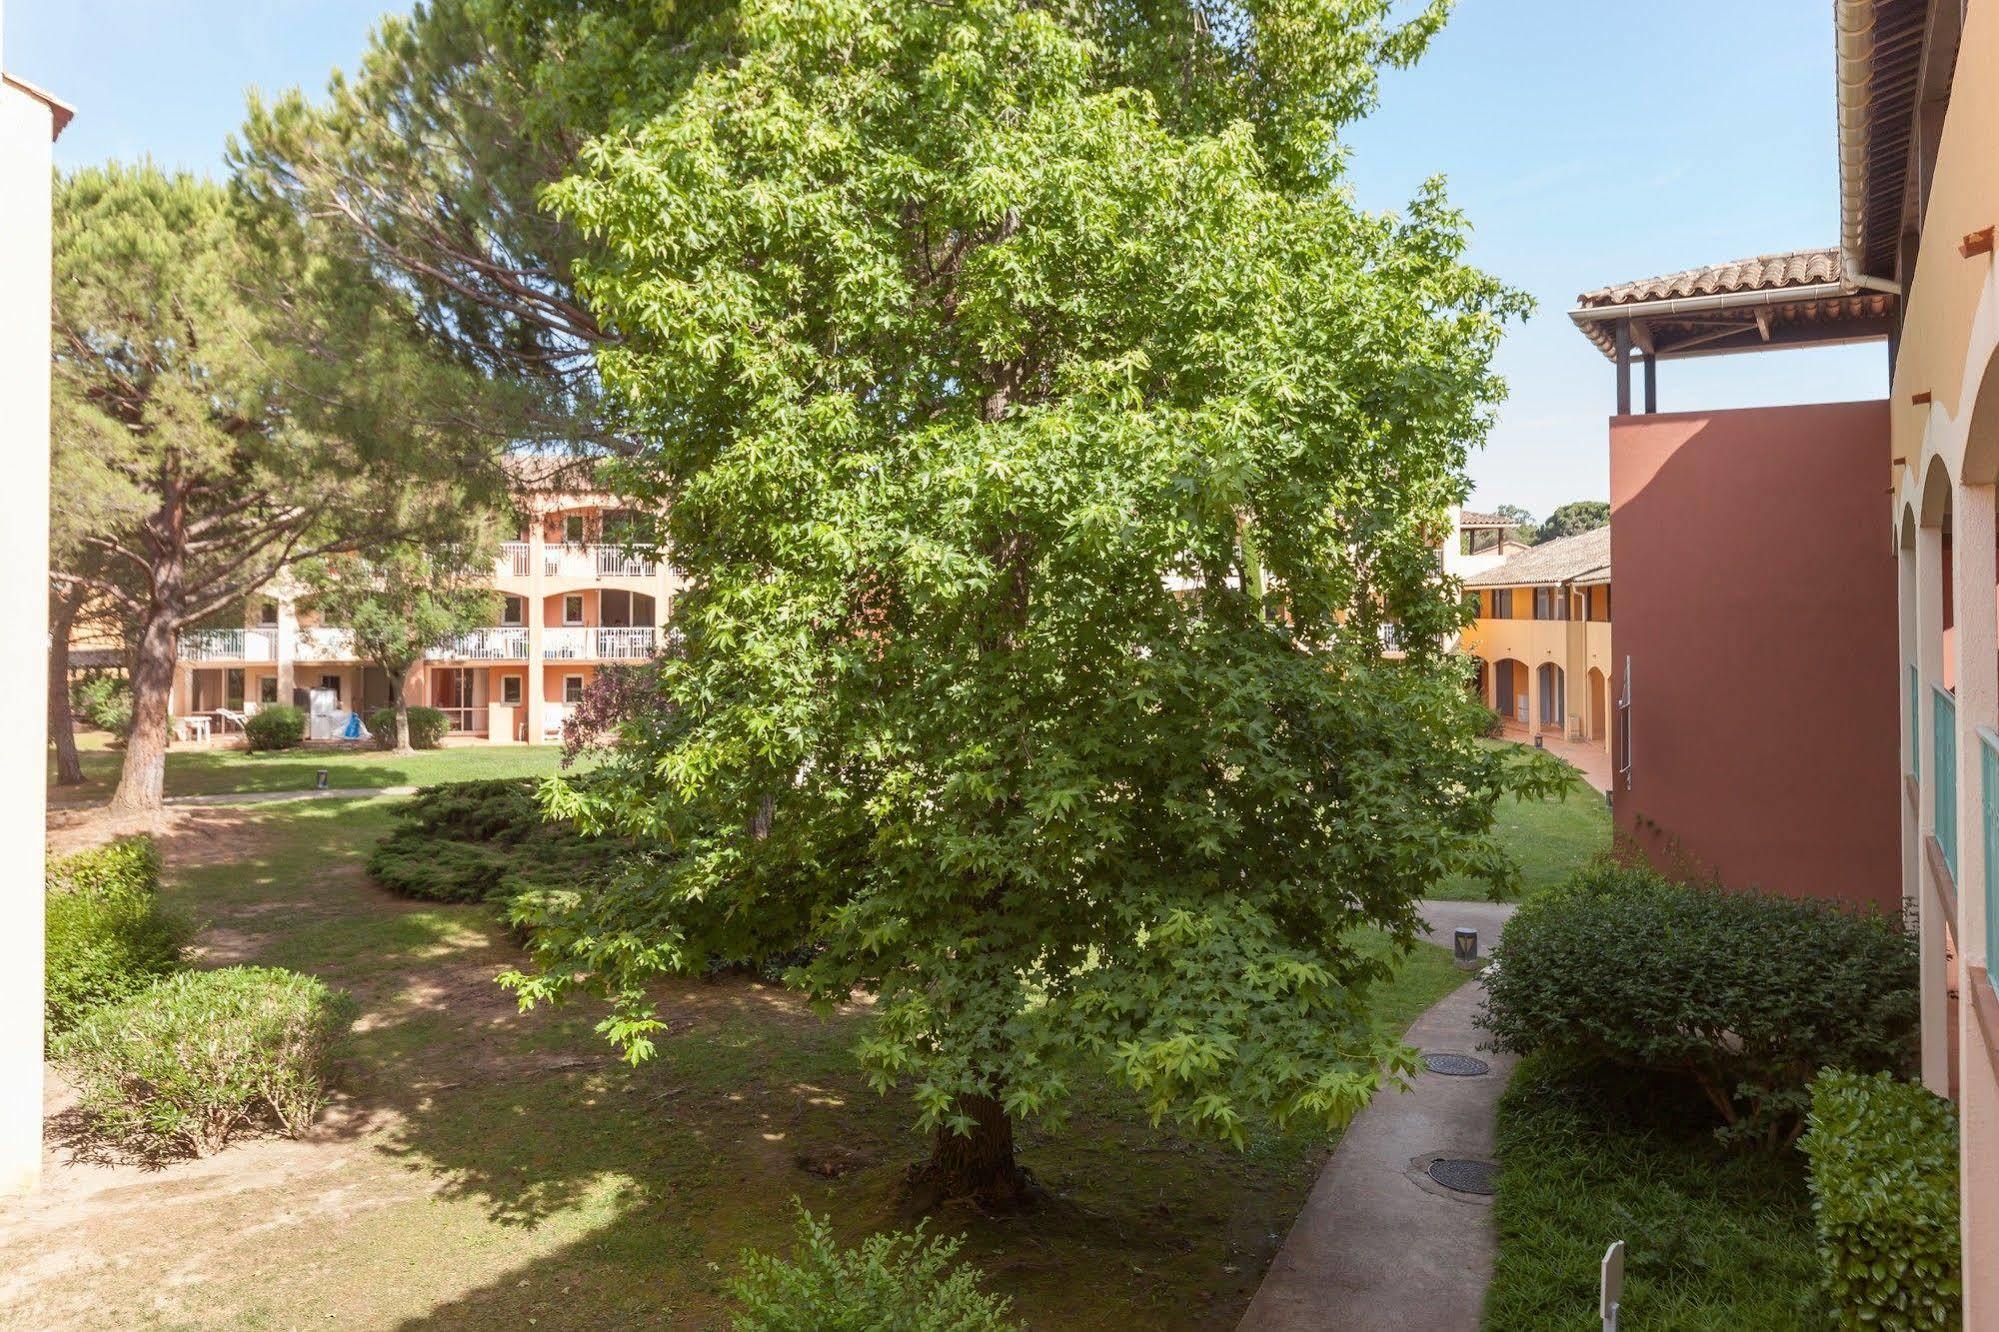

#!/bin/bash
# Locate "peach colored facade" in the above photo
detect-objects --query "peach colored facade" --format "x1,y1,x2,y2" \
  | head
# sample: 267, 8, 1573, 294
1883, 1, 1999, 1305
1460, 582, 1613, 751
171, 487, 677, 744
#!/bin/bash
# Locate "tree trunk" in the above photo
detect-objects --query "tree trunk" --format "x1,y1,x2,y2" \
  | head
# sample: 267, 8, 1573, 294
912, 1093, 1034, 1208
390, 674, 414, 756
109, 608, 177, 813
48, 589, 84, 787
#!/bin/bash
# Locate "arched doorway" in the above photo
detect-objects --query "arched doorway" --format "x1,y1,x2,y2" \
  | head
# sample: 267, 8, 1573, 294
1536, 662, 1565, 734
1493, 658, 1528, 724
1588, 667, 1607, 743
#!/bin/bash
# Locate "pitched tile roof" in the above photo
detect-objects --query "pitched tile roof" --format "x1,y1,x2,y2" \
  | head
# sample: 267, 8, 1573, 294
1458, 510, 1509, 527
1464, 525, 1610, 588
1576, 248, 1844, 309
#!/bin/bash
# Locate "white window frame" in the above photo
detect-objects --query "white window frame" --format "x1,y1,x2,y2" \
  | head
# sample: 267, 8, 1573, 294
562, 673, 585, 704
501, 595, 524, 627
563, 514, 586, 545
500, 674, 523, 706
563, 593, 585, 625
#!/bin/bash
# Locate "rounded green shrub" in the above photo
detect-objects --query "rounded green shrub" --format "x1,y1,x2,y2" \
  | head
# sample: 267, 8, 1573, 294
366, 779, 618, 903
1802, 1070, 1961, 1330
71, 672, 133, 734
1478, 855, 1919, 1150
245, 704, 307, 751
367, 705, 449, 750
53, 965, 356, 1159
725, 1204, 1018, 1331
46, 838, 188, 1032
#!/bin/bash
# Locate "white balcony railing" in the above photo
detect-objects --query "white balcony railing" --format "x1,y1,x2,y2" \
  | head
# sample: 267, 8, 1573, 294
595, 546, 658, 578
543, 626, 659, 660
428, 627, 530, 661
178, 628, 278, 662
498, 542, 531, 577
294, 627, 357, 661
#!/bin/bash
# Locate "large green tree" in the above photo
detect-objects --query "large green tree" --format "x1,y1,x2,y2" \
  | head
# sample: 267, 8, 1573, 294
1533, 499, 1609, 544
507, 0, 1552, 1204
52, 163, 504, 812
300, 539, 502, 754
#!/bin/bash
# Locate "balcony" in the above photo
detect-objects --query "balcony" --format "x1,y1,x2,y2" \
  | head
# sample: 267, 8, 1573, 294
295, 627, 358, 661
428, 627, 530, 661
543, 626, 659, 660
496, 541, 661, 581
179, 628, 277, 662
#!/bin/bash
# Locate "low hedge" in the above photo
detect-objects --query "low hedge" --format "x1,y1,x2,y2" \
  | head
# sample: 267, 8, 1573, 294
368, 705, 449, 750
245, 704, 307, 751
46, 838, 189, 1033
53, 965, 356, 1159
726, 1205, 1019, 1331
1802, 1070, 1961, 1330
1478, 856, 1919, 1150
366, 779, 617, 904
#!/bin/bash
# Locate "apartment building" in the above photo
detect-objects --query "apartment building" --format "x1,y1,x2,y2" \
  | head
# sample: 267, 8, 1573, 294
1457, 526, 1612, 752
172, 474, 676, 744
1572, 1, 1993, 1314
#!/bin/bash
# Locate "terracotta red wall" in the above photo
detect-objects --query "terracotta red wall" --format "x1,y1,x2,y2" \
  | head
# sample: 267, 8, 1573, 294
1610, 401, 1899, 912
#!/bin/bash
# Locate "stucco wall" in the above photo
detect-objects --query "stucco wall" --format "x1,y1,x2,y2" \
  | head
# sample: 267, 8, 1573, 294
1610, 401, 1899, 911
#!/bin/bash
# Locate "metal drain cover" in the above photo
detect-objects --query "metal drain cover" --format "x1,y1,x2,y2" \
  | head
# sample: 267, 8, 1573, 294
1427, 1158, 1498, 1196
1422, 1053, 1491, 1077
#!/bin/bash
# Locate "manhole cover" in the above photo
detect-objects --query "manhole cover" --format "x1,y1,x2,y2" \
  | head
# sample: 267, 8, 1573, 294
1423, 1053, 1491, 1077
1427, 1158, 1498, 1196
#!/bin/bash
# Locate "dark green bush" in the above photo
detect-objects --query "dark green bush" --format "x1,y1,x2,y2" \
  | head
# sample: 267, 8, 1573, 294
366, 779, 616, 903
46, 838, 189, 1032
368, 705, 449, 750
1802, 1070, 1961, 1330
71, 672, 132, 734
726, 1205, 1019, 1331
1479, 856, 1919, 1150
245, 704, 306, 751
54, 965, 356, 1159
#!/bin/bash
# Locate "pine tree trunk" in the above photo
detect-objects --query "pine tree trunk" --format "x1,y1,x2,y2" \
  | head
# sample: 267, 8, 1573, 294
48, 589, 84, 787
390, 675, 414, 756
913, 1093, 1033, 1208
110, 608, 176, 813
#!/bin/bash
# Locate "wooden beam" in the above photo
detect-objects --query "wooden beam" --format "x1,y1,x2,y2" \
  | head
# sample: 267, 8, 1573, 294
1614, 322, 1632, 415
1642, 354, 1657, 414
1912, 390, 1933, 405
1961, 226, 1995, 259
1629, 319, 1655, 356
1754, 307, 1773, 341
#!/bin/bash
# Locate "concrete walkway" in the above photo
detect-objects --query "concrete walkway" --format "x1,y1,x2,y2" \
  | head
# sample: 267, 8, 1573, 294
1238, 901, 1517, 1332
1494, 722, 1611, 794
50, 785, 419, 813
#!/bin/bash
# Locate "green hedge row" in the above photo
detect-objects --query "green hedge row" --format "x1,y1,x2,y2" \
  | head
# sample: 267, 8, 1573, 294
366, 779, 618, 904
46, 839, 189, 1033
1478, 856, 1919, 1150
368, 705, 449, 750
246, 704, 307, 751
1802, 1070, 1961, 1331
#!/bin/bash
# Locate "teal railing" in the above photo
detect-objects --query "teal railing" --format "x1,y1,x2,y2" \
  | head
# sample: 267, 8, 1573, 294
1982, 731, 1999, 990
1910, 665, 1921, 776
1934, 686, 1957, 881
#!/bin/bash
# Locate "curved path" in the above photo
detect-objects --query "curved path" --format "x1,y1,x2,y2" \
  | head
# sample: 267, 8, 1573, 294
1238, 900, 1517, 1331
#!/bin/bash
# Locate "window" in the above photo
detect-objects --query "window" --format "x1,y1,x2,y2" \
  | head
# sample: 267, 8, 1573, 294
563, 594, 585, 625
225, 668, 245, 712
1493, 588, 1513, 619
501, 675, 522, 706
258, 676, 278, 704
320, 674, 342, 702
258, 601, 278, 626
563, 674, 585, 704
501, 595, 524, 627
563, 514, 586, 544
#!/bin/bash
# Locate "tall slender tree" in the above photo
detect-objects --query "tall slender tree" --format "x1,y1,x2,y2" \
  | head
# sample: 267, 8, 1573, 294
507, 0, 1557, 1203
52, 163, 504, 812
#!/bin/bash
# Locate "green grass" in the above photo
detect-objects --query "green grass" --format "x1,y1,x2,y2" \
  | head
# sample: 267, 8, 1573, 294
1485, 1055, 1830, 1331
1429, 745, 1611, 902
51, 737, 575, 802
21, 796, 1471, 1330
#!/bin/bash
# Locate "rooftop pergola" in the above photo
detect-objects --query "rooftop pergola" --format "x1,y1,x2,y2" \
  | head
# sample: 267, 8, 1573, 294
1567, 247, 1899, 414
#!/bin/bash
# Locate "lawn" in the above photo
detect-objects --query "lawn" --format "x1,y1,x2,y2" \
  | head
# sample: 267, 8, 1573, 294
50, 731, 575, 802
1484, 1055, 1830, 1331
1428, 744, 1611, 902
12, 797, 1468, 1330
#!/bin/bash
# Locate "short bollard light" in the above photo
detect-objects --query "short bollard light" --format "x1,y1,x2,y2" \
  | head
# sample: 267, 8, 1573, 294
315, 769, 330, 790
1453, 927, 1479, 968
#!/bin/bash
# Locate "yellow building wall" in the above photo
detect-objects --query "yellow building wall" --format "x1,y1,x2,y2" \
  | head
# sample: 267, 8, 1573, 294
1460, 592, 1612, 748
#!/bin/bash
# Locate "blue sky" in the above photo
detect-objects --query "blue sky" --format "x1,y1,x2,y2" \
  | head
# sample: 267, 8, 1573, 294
7, 0, 1886, 519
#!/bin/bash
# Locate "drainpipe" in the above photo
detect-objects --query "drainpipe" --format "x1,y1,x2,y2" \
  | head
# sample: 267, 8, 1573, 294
1836, 0, 1904, 297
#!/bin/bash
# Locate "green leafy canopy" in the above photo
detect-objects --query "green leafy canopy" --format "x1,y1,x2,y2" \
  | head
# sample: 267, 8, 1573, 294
504, 0, 1554, 1149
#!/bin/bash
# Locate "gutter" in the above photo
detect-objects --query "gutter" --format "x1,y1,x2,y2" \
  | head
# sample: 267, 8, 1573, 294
1834, 0, 1904, 295
1567, 281, 1861, 329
